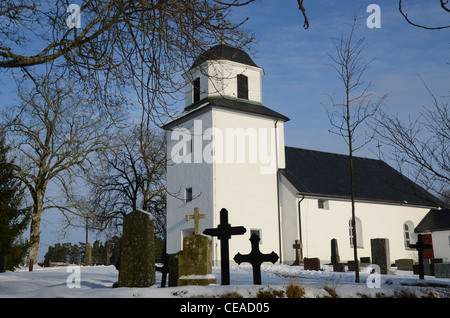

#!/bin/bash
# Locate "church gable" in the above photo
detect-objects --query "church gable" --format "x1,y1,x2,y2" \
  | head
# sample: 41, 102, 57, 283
281, 147, 439, 207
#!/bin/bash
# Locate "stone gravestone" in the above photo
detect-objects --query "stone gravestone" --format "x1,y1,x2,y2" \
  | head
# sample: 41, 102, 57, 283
233, 233, 279, 285
203, 208, 246, 285
118, 210, 155, 287
292, 240, 302, 266
434, 263, 450, 278
330, 238, 340, 264
177, 208, 216, 286
371, 238, 390, 275
395, 259, 414, 271
304, 258, 320, 271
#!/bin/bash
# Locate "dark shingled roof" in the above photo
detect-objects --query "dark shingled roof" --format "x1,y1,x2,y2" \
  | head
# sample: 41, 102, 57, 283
162, 97, 289, 129
191, 44, 259, 69
281, 147, 439, 207
415, 209, 450, 232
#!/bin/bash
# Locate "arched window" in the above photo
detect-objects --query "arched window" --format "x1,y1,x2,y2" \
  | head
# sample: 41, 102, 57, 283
403, 221, 416, 248
237, 74, 248, 99
349, 217, 363, 247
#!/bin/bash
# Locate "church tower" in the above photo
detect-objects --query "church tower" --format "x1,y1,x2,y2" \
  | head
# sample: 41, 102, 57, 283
163, 44, 289, 265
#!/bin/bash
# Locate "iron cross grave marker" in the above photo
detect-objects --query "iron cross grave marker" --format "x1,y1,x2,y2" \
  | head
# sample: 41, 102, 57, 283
234, 233, 279, 285
203, 208, 246, 285
410, 234, 432, 279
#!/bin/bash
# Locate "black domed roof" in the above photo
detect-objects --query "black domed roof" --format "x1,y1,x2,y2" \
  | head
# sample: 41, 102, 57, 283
191, 44, 258, 69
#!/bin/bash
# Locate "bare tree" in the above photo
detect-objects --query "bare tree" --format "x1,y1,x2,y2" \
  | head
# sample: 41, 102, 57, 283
2, 66, 125, 264
325, 14, 388, 283
0, 0, 258, 124
399, 0, 450, 30
84, 123, 167, 239
375, 81, 449, 207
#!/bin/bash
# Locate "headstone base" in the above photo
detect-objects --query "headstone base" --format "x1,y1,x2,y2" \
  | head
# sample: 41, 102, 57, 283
178, 274, 217, 286
434, 263, 450, 278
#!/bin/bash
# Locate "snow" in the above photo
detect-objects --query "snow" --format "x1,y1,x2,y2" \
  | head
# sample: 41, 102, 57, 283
1, 263, 449, 299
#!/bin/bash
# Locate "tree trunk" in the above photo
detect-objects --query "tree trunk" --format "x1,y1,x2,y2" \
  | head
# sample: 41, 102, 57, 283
28, 190, 44, 264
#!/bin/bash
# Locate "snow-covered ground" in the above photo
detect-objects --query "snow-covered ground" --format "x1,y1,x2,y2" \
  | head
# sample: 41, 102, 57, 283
1, 263, 449, 299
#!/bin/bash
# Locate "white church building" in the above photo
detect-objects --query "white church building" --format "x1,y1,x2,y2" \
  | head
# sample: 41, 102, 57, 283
162, 44, 440, 266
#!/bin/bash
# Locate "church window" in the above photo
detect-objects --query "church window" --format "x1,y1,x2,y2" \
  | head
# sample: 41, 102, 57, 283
250, 229, 262, 243
349, 217, 363, 248
403, 221, 415, 248
318, 199, 329, 209
237, 74, 248, 99
185, 187, 193, 202
193, 78, 201, 103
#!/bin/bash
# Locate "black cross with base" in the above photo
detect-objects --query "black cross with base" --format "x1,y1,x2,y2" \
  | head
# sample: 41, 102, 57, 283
234, 233, 279, 285
409, 234, 432, 280
203, 208, 246, 285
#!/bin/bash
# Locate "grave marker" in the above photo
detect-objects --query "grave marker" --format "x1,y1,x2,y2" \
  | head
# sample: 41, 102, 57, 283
330, 238, 340, 264
118, 210, 156, 287
233, 233, 279, 285
186, 207, 205, 235
203, 208, 246, 285
410, 234, 432, 279
371, 238, 390, 274
292, 240, 302, 266
304, 258, 320, 271
155, 253, 169, 287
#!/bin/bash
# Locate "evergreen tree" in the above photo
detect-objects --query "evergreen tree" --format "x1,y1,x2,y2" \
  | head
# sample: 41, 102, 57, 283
0, 134, 30, 270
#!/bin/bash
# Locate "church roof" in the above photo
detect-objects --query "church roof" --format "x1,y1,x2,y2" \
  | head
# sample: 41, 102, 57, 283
162, 97, 289, 129
191, 44, 259, 69
415, 209, 450, 232
281, 147, 440, 207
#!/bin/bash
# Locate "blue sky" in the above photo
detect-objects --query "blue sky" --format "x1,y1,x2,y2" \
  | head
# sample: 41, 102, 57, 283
226, 1, 449, 159
4, 1, 448, 260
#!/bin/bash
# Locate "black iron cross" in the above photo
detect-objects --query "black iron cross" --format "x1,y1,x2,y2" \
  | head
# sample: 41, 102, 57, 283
203, 208, 246, 285
155, 253, 169, 287
233, 233, 279, 285
410, 234, 432, 279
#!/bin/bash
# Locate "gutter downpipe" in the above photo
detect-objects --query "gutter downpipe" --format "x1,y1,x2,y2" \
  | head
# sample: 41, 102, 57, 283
275, 119, 282, 264
297, 194, 305, 260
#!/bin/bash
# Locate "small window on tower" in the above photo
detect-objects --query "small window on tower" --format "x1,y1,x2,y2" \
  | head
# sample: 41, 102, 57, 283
237, 74, 248, 99
250, 229, 262, 243
185, 188, 193, 202
193, 78, 201, 103
318, 199, 329, 209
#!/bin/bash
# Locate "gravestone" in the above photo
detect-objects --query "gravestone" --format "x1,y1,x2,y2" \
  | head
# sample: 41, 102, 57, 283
83, 243, 92, 266
178, 235, 216, 286
360, 257, 371, 265
292, 240, 302, 266
0, 256, 6, 273
203, 208, 246, 285
347, 260, 360, 272
118, 210, 156, 287
371, 238, 390, 274
410, 234, 432, 279
434, 263, 450, 278
395, 259, 414, 271
330, 238, 340, 264
178, 208, 216, 286
333, 263, 345, 272
234, 233, 279, 285
304, 258, 320, 271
